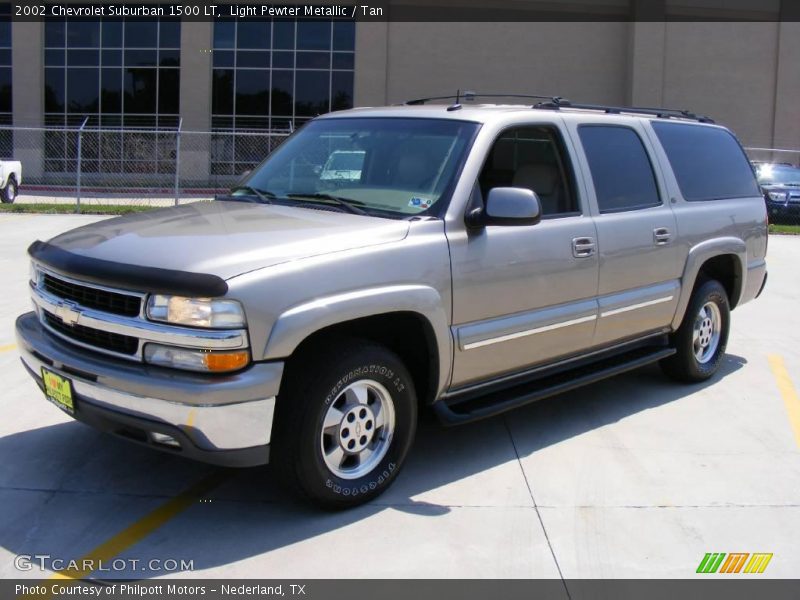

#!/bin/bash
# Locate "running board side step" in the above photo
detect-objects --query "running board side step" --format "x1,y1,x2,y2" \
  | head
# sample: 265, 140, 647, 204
434, 346, 676, 426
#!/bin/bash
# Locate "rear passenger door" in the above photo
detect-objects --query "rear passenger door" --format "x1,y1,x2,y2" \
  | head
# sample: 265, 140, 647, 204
569, 121, 682, 347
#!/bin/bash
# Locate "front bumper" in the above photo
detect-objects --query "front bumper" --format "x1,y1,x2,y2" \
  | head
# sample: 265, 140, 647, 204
16, 312, 284, 467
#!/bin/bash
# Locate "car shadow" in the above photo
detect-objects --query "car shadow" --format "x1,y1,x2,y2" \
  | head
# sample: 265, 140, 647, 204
0, 354, 747, 578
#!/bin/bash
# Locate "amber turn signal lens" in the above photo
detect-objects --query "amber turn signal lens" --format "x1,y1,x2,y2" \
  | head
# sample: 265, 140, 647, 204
203, 350, 250, 373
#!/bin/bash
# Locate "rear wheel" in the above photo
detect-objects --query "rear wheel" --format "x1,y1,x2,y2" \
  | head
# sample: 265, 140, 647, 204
661, 279, 730, 382
1, 176, 17, 203
273, 339, 417, 509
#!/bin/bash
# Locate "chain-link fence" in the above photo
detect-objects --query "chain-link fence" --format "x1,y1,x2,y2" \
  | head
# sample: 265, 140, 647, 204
1, 125, 799, 227
1, 123, 290, 208
744, 147, 800, 227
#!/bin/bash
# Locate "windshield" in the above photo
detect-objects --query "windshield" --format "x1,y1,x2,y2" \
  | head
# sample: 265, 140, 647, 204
757, 164, 800, 185
238, 117, 479, 217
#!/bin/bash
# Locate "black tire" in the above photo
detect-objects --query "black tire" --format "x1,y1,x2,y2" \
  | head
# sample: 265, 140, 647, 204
660, 279, 730, 383
272, 338, 417, 509
1, 175, 16, 204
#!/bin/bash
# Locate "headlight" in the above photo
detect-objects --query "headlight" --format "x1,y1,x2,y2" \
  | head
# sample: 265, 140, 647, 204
146, 295, 246, 328
144, 343, 250, 373
768, 191, 788, 202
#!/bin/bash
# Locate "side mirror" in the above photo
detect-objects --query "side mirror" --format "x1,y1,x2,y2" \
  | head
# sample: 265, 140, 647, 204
466, 187, 542, 228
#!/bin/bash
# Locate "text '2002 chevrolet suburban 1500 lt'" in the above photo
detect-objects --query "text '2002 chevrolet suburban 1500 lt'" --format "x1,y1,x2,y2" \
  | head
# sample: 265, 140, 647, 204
16, 95, 768, 508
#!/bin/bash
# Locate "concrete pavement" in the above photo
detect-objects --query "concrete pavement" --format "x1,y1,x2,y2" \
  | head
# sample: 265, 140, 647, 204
0, 214, 798, 581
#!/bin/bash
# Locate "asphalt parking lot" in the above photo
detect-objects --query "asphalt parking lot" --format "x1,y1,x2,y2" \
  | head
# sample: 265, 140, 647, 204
0, 213, 798, 582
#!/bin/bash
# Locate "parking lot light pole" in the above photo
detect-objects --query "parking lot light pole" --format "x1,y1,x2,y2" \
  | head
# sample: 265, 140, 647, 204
75, 117, 89, 214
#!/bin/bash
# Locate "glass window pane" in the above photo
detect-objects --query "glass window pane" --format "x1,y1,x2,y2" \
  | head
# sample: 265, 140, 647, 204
0, 68, 10, 113
333, 21, 355, 51
331, 71, 353, 112
67, 49, 99, 66
651, 122, 761, 201
578, 126, 660, 213
236, 51, 270, 69
213, 50, 235, 68
124, 21, 158, 48
159, 19, 181, 48
159, 49, 180, 67
214, 20, 236, 49
271, 70, 293, 116
236, 70, 269, 116
67, 69, 100, 113
45, 49, 65, 66
45, 19, 66, 47
272, 51, 293, 69
102, 49, 122, 66
273, 20, 295, 49
237, 20, 270, 49
101, 68, 122, 113
159, 69, 179, 114
332, 52, 354, 70
124, 68, 157, 113
295, 70, 329, 116
297, 21, 331, 50
102, 19, 122, 46
125, 49, 157, 67
297, 52, 330, 69
67, 21, 100, 47
45, 68, 66, 112
212, 69, 234, 115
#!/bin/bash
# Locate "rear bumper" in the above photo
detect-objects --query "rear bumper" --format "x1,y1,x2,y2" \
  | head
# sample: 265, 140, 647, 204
15, 312, 284, 467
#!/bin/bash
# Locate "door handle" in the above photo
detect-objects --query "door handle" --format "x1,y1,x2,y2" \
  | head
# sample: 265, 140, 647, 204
653, 227, 672, 245
572, 237, 596, 258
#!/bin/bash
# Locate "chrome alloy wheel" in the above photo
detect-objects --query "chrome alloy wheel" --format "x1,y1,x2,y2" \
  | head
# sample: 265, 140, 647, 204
693, 301, 722, 364
320, 379, 396, 480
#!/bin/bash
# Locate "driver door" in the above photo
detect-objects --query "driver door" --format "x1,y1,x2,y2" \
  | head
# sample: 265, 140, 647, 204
446, 124, 599, 388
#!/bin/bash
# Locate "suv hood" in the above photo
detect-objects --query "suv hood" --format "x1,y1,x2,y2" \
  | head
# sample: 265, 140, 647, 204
44, 201, 410, 280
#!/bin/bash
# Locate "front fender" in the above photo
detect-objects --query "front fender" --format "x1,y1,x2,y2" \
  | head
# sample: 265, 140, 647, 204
263, 284, 452, 396
671, 237, 746, 330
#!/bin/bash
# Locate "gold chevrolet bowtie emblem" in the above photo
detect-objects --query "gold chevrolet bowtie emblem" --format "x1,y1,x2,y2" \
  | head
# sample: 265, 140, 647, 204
54, 301, 82, 327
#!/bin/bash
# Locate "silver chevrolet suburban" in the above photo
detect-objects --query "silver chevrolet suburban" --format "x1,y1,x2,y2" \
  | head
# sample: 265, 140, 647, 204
16, 96, 768, 508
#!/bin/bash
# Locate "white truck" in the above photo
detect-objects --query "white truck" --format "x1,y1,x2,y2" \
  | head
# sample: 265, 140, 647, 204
0, 160, 21, 203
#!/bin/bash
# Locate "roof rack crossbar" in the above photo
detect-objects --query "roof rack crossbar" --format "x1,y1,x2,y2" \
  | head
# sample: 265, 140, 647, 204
405, 92, 565, 106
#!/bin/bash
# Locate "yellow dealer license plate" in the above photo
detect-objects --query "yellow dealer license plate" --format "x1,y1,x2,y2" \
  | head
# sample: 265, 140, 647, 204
41, 368, 74, 414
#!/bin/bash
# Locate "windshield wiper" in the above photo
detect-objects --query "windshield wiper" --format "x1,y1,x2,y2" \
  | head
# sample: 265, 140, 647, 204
287, 192, 368, 215
227, 185, 277, 204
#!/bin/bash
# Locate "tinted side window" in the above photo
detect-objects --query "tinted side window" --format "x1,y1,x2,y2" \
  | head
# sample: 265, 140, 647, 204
478, 126, 579, 217
651, 122, 761, 201
578, 125, 661, 213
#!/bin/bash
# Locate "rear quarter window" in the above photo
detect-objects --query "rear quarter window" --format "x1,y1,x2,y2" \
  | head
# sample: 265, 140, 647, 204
651, 122, 761, 201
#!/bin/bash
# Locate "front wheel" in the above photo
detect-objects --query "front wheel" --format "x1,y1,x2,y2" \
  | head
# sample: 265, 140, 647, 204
660, 279, 730, 382
1, 176, 17, 203
273, 339, 417, 509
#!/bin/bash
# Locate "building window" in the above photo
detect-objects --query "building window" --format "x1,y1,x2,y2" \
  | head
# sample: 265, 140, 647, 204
43, 15, 180, 175
0, 3, 11, 157
211, 18, 355, 175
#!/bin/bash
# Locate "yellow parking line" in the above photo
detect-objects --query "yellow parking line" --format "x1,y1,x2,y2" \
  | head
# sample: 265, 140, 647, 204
768, 355, 800, 449
0, 343, 16, 353
33, 470, 229, 594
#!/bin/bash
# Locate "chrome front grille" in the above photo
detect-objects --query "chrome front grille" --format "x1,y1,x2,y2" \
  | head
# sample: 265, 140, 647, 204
43, 311, 139, 355
43, 273, 141, 317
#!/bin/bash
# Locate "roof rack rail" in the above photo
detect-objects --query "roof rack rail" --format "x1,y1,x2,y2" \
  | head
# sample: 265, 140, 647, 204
402, 91, 714, 123
533, 98, 715, 123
